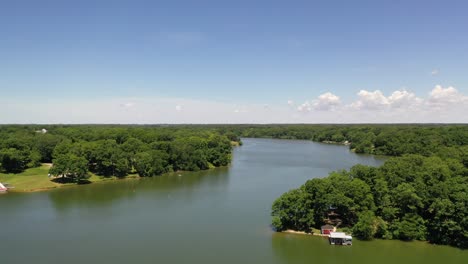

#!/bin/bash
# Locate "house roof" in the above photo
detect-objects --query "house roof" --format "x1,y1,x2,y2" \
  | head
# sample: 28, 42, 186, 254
321, 224, 334, 229
329, 232, 350, 239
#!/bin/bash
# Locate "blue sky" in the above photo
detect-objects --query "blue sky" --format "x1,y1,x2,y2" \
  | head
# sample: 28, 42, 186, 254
1, 0, 467, 123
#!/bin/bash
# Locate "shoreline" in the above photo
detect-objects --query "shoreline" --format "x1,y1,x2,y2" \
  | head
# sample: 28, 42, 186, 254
321, 140, 351, 146
282, 230, 330, 237
3, 166, 228, 194
7, 175, 142, 193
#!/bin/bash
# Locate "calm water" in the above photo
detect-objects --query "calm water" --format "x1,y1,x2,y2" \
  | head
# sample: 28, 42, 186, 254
0, 138, 465, 264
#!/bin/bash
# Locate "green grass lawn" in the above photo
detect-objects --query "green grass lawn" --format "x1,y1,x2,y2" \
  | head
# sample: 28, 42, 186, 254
0, 164, 59, 191
0, 164, 141, 192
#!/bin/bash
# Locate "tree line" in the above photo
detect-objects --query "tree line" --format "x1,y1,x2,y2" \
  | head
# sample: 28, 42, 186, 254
222, 124, 468, 157
0, 125, 238, 182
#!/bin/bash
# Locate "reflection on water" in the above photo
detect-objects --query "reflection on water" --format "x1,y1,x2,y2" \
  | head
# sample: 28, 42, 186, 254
48, 167, 230, 212
271, 232, 467, 264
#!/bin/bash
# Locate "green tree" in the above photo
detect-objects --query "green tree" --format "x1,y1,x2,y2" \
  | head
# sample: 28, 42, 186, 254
49, 154, 90, 183
0, 148, 30, 173
134, 150, 169, 177
271, 216, 283, 231
271, 188, 315, 233
393, 183, 423, 214
34, 134, 62, 162
352, 211, 377, 240
92, 140, 129, 176
27, 150, 42, 168
392, 213, 426, 241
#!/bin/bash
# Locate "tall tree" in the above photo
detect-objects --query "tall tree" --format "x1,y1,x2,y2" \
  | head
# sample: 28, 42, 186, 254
49, 154, 90, 183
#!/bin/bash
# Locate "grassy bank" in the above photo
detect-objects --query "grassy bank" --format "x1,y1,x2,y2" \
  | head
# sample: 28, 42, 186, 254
0, 164, 139, 192
0, 164, 58, 191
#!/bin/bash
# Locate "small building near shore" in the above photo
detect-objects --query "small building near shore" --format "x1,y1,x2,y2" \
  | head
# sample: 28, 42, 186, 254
329, 232, 352, 245
321, 224, 335, 235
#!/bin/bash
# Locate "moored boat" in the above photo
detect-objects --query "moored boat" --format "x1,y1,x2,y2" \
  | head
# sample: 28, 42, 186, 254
0, 182, 8, 193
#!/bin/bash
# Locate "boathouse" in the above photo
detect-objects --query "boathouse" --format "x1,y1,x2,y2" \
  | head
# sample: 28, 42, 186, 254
321, 224, 335, 235
329, 232, 352, 245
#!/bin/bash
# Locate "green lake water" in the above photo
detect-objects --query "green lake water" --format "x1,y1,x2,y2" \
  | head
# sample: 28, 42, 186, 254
0, 138, 466, 263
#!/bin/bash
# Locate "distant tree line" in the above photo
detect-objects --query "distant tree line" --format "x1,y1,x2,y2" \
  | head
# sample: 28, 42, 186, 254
0, 125, 238, 183
224, 124, 468, 158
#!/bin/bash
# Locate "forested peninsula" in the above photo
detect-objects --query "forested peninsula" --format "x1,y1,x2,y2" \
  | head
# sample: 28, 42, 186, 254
0, 125, 239, 188
259, 125, 468, 249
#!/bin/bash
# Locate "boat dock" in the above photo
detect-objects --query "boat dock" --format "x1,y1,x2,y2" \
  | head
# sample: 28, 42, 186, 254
329, 232, 353, 245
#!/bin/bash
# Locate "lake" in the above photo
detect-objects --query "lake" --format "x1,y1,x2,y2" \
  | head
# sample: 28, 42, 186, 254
0, 138, 465, 263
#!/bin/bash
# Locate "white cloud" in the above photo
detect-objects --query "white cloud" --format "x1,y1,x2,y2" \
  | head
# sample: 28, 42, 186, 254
431, 69, 439, 76
350, 90, 390, 110
1, 86, 467, 124
296, 92, 341, 112
313, 92, 341, 110
287, 100, 294, 106
297, 101, 312, 112
388, 90, 423, 108
427, 85, 467, 107
340, 86, 466, 122
349, 89, 423, 110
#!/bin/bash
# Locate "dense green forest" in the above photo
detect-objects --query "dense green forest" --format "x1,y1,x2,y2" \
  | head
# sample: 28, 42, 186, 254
271, 155, 467, 248
0, 125, 238, 182
265, 125, 468, 249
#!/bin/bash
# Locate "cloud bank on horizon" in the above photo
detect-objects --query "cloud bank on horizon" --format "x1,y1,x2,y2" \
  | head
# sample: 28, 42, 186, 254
2, 85, 467, 124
